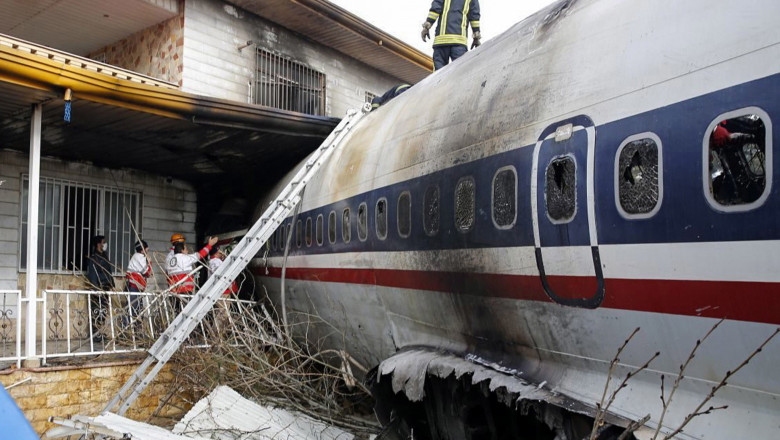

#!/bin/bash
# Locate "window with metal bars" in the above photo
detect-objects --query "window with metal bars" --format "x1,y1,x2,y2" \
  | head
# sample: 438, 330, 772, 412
19, 176, 141, 275
255, 48, 326, 116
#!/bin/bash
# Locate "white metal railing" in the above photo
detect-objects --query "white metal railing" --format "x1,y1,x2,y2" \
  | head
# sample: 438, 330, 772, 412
40, 290, 253, 363
0, 290, 23, 368
0, 33, 179, 89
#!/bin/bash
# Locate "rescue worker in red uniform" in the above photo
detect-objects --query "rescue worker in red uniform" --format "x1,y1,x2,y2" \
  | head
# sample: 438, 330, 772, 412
125, 239, 152, 328
167, 236, 219, 294
422, 0, 481, 71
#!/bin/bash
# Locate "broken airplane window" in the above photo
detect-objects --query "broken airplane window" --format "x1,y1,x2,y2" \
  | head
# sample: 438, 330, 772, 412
617, 136, 660, 216
424, 185, 440, 236
376, 198, 388, 240
284, 223, 291, 249
358, 203, 368, 241
342, 208, 351, 243
305, 217, 312, 246
328, 211, 336, 244
455, 177, 476, 233
492, 167, 517, 228
708, 113, 768, 207
296, 220, 302, 248
316, 214, 323, 246
398, 192, 411, 238
545, 156, 576, 222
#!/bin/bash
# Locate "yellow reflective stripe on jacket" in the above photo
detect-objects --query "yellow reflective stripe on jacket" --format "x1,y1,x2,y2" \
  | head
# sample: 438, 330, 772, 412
428, 11, 440, 20
470, 20, 480, 29
461, 0, 470, 41
440, 0, 452, 38
433, 34, 468, 46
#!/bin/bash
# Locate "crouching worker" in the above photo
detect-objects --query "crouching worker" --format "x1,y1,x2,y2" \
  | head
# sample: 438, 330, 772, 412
371, 84, 411, 111
125, 240, 152, 326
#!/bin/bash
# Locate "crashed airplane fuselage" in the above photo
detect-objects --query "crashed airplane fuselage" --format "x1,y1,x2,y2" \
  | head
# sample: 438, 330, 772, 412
252, 0, 780, 438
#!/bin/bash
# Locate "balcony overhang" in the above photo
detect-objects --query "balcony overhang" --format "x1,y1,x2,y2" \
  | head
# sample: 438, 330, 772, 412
0, 34, 339, 200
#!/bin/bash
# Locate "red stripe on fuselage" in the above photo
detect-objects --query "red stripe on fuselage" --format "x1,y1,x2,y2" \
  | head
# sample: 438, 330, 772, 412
258, 267, 780, 325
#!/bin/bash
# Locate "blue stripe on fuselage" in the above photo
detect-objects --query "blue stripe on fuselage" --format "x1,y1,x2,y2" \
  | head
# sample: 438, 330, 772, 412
272, 73, 779, 256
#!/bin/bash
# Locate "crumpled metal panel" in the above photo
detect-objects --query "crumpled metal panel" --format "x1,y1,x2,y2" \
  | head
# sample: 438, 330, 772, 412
378, 349, 554, 405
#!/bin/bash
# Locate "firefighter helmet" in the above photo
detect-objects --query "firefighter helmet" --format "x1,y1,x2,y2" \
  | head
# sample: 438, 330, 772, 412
170, 233, 186, 244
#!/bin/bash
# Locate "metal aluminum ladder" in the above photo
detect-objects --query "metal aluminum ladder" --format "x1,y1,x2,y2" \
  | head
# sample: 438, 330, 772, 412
104, 107, 368, 415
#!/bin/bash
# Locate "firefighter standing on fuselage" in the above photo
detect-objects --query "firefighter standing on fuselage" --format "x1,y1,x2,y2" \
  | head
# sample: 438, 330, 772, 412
422, 0, 481, 71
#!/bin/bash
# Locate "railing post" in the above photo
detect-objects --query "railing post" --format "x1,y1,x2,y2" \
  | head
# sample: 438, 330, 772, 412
24, 103, 42, 367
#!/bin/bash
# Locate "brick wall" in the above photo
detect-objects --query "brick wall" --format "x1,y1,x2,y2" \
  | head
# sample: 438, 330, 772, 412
88, 14, 184, 86
0, 361, 190, 435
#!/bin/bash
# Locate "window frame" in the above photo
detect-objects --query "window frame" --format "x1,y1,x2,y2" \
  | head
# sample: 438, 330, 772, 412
491, 166, 518, 230
454, 176, 476, 233
423, 184, 440, 237
316, 214, 324, 246
342, 208, 351, 244
296, 219, 302, 248
614, 132, 664, 220
357, 202, 368, 242
397, 191, 412, 238
305, 217, 313, 247
328, 211, 337, 245
375, 197, 388, 240
702, 106, 772, 213
544, 154, 578, 225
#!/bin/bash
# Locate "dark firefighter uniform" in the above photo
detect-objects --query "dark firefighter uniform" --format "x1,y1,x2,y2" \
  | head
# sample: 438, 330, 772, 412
371, 84, 411, 110
422, 0, 481, 71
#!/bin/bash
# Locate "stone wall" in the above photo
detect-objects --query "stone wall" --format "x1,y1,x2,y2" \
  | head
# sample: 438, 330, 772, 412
88, 14, 184, 86
0, 361, 190, 435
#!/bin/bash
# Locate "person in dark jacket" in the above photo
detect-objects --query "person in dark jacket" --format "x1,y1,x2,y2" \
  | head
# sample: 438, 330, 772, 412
86, 235, 115, 342
422, 0, 481, 71
370, 84, 411, 111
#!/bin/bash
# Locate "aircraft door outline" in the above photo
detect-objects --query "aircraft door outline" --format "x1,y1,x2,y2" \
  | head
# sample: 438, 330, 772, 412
530, 115, 605, 308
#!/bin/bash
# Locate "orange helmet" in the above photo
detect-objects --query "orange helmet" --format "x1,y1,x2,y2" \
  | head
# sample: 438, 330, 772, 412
170, 233, 186, 244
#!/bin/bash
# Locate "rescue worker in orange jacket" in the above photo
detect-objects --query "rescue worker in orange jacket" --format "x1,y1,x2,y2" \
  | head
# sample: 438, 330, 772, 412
421, 0, 481, 71
167, 236, 218, 294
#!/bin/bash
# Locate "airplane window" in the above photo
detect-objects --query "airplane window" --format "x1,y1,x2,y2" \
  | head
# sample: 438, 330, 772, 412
358, 202, 368, 241
342, 208, 351, 243
398, 191, 411, 238
296, 220, 302, 247
283, 224, 290, 250
545, 156, 576, 222
617, 135, 661, 217
328, 211, 336, 244
305, 217, 312, 246
708, 113, 768, 207
423, 185, 439, 236
316, 214, 324, 246
492, 167, 517, 228
455, 177, 475, 233
376, 198, 388, 240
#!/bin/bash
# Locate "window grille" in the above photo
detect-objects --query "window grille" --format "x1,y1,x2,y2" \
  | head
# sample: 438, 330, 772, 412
20, 176, 141, 275
255, 48, 326, 116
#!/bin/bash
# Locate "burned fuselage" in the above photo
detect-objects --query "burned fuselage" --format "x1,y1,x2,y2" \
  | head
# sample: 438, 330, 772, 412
253, 0, 780, 438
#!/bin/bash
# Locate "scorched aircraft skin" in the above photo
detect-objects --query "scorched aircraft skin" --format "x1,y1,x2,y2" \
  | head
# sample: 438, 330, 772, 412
251, 0, 780, 438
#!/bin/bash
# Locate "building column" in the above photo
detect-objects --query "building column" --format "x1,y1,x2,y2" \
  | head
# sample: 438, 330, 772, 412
25, 103, 42, 365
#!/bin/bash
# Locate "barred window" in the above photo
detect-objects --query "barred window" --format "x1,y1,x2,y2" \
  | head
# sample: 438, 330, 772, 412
20, 176, 141, 275
256, 48, 326, 116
